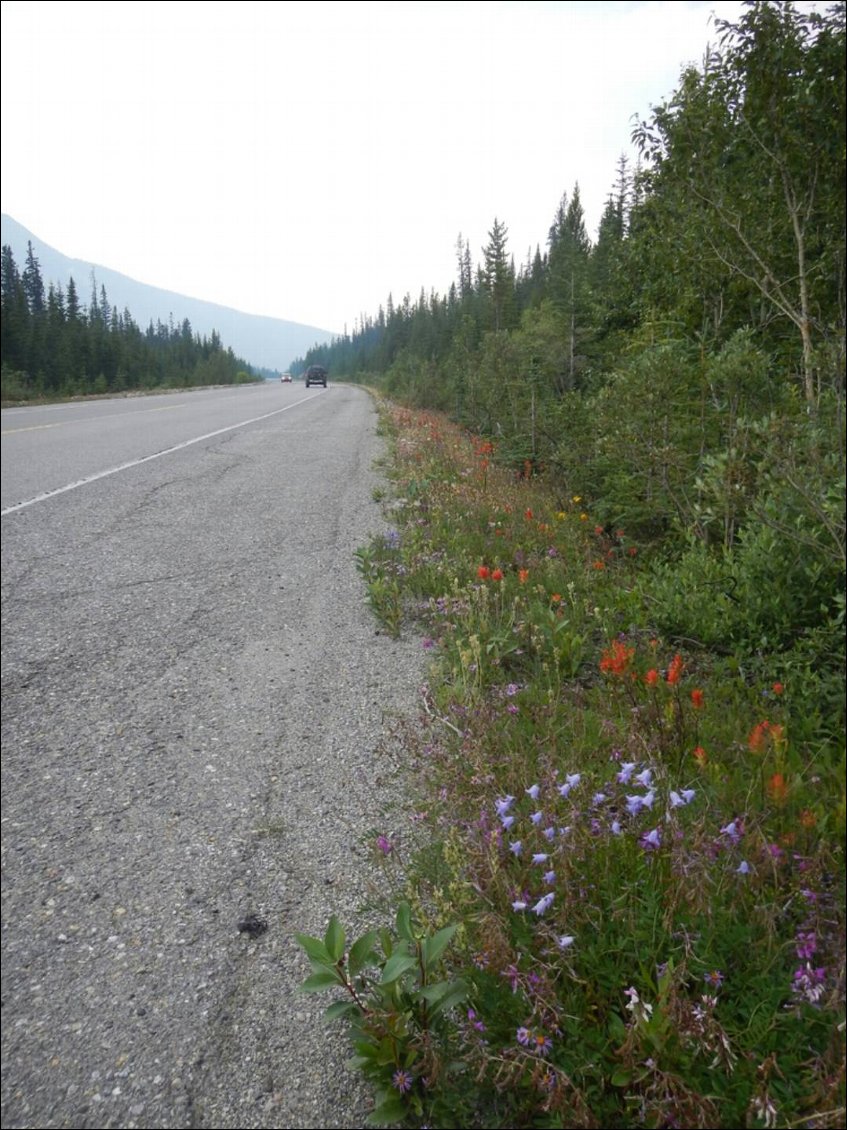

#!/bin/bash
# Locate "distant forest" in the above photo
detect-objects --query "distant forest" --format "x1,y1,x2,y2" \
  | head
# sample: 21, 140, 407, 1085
299, 2, 845, 546
1, 244, 255, 399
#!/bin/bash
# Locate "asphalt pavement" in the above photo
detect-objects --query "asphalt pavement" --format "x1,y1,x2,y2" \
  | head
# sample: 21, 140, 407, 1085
1, 383, 424, 1128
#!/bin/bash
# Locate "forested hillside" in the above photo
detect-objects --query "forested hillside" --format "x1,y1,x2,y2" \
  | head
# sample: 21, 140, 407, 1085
1, 242, 256, 399
300, 1, 844, 596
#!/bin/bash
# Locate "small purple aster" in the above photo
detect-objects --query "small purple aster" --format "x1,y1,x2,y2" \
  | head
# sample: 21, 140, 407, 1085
392, 1068, 414, 1093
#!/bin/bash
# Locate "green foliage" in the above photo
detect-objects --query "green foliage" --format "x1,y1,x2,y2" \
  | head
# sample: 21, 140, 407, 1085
311, 403, 844, 1127
295, 905, 466, 1127
0, 243, 256, 400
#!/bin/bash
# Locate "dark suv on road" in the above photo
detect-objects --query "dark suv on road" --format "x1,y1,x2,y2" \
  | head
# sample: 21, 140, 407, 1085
304, 365, 328, 388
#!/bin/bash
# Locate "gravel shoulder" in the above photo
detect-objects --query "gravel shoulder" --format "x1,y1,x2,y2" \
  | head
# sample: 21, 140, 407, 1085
1, 386, 424, 1129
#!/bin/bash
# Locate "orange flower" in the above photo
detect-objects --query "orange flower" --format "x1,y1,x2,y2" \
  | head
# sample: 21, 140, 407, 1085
600, 639, 635, 677
594, 525, 604, 536
518, 569, 530, 584
491, 568, 504, 582
593, 560, 606, 570
477, 566, 490, 580
691, 689, 705, 710
628, 546, 638, 557
800, 809, 817, 829
550, 593, 562, 603
524, 509, 533, 520
666, 654, 685, 685
645, 669, 659, 687
772, 682, 784, 696
748, 720, 771, 753
767, 773, 788, 804
693, 746, 708, 766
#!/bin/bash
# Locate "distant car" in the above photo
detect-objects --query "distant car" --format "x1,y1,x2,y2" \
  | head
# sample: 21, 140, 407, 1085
281, 372, 292, 383
304, 364, 328, 388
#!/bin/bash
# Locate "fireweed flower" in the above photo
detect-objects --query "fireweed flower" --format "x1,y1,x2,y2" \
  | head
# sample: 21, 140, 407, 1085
392, 1069, 414, 1093
467, 1008, 486, 1032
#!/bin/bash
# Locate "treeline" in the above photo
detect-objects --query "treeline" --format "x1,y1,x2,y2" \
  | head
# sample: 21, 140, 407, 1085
300, 2, 845, 700
1, 243, 255, 400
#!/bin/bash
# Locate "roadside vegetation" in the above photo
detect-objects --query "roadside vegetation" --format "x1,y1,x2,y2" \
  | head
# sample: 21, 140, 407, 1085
296, 5, 845, 1127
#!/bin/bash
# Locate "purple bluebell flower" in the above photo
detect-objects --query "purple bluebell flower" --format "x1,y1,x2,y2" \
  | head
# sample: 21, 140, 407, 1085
543, 826, 556, 840
530, 810, 543, 825
533, 893, 554, 915
501, 815, 515, 830
526, 784, 541, 800
557, 934, 575, 949
617, 762, 636, 784
495, 795, 515, 817
736, 860, 751, 875
611, 820, 623, 835
509, 840, 522, 856
543, 870, 556, 885
635, 768, 653, 788
532, 852, 549, 865
641, 827, 662, 850
626, 794, 645, 816
512, 899, 528, 912
592, 792, 607, 806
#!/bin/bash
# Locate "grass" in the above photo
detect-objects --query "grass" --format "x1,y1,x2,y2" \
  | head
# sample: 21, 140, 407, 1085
303, 400, 845, 1129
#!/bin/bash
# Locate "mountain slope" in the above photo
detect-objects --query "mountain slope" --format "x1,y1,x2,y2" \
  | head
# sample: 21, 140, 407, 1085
1, 215, 334, 371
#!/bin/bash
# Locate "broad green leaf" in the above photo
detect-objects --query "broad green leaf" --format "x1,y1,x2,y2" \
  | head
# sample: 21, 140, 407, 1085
324, 915, 346, 962
425, 981, 468, 1019
395, 901, 414, 942
348, 929, 380, 975
421, 923, 457, 969
301, 969, 344, 992
611, 1068, 632, 1088
324, 999, 362, 1021
294, 932, 332, 965
380, 949, 417, 985
366, 1095, 408, 1127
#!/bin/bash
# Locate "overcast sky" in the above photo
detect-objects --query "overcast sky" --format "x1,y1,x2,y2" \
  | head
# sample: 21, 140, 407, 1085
2, 0, 752, 334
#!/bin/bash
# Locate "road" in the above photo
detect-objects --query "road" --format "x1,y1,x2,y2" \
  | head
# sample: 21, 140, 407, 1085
1, 383, 422, 1128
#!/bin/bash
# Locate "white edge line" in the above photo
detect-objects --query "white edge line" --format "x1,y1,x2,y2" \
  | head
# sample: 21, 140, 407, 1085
1, 394, 322, 517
